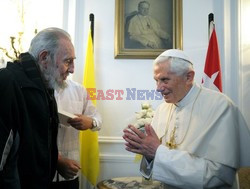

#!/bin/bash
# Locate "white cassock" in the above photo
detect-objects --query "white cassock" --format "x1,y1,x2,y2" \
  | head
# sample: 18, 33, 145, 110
140, 83, 250, 189
53, 79, 102, 188
128, 14, 170, 48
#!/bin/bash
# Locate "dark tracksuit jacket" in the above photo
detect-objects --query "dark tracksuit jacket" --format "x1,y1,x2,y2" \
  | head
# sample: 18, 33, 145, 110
0, 53, 58, 189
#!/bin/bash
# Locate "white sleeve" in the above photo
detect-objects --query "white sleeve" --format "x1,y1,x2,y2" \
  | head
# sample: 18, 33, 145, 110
149, 17, 169, 40
141, 145, 236, 189
128, 17, 149, 46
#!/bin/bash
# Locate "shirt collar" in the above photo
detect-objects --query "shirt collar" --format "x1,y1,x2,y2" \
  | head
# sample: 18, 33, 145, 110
175, 83, 200, 108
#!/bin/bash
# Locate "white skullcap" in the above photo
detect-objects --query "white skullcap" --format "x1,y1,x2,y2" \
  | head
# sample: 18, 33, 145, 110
158, 49, 193, 64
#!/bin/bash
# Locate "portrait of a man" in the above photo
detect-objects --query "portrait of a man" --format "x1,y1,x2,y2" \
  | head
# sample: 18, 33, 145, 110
124, 0, 173, 49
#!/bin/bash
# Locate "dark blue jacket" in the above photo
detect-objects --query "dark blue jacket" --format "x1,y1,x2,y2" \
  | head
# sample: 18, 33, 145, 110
0, 53, 58, 189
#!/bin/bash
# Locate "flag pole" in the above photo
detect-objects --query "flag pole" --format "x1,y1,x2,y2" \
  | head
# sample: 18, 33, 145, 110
208, 13, 214, 39
90, 13, 94, 43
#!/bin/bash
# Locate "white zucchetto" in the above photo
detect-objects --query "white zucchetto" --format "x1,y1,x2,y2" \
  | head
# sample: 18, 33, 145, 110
158, 49, 193, 64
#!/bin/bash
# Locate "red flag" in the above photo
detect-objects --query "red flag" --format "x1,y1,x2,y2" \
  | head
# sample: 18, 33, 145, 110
202, 27, 222, 92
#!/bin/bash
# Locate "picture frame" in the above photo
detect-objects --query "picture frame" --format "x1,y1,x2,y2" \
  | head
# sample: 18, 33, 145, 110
114, 0, 183, 59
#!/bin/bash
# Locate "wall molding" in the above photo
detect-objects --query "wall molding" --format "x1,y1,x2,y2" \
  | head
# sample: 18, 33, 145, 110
98, 136, 140, 181
99, 136, 124, 143
100, 154, 135, 163
98, 136, 137, 163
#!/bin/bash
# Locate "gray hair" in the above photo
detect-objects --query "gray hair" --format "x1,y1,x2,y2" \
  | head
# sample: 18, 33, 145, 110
138, 1, 150, 9
153, 56, 194, 76
29, 27, 71, 63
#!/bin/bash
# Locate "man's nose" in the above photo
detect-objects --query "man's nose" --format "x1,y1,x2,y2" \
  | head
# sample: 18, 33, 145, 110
156, 82, 164, 93
68, 63, 74, 73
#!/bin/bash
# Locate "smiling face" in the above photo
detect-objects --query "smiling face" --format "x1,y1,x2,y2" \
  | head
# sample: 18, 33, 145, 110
153, 60, 194, 103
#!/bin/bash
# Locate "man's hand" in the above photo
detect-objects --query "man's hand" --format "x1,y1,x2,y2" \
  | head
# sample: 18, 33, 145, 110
57, 156, 81, 180
67, 115, 93, 130
147, 41, 158, 49
123, 124, 161, 160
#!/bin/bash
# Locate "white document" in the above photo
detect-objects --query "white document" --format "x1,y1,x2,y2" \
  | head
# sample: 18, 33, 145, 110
58, 109, 77, 126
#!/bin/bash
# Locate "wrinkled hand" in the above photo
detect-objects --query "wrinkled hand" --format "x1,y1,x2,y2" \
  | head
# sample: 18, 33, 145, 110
67, 114, 92, 130
123, 124, 161, 160
57, 157, 81, 180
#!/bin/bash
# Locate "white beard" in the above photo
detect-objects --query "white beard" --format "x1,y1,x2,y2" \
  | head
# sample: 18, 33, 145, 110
40, 63, 67, 90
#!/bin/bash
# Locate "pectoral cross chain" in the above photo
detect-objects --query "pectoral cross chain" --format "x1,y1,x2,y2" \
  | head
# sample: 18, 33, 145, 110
166, 126, 177, 149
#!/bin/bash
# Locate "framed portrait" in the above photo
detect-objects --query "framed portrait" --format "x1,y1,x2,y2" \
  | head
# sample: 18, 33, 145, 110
114, 0, 183, 59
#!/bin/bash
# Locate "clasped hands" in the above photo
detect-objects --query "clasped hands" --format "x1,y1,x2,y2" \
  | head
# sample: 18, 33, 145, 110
123, 124, 161, 161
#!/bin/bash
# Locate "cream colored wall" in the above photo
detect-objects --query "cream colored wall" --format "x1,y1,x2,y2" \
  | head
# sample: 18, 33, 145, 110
1, 0, 249, 183
240, 0, 250, 130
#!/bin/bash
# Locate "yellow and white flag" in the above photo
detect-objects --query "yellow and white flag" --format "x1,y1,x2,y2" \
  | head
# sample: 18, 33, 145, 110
79, 26, 99, 188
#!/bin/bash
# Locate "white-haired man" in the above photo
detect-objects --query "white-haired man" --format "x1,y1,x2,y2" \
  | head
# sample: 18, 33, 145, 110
0, 27, 75, 189
123, 49, 250, 188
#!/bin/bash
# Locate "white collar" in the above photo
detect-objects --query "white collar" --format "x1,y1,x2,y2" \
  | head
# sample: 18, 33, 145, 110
175, 83, 201, 108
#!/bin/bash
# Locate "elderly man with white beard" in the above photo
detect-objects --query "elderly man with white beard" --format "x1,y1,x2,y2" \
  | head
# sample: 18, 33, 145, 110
0, 27, 76, 189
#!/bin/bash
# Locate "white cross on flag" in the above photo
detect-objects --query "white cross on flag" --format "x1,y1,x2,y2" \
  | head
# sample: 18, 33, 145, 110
202, 26, 222, 92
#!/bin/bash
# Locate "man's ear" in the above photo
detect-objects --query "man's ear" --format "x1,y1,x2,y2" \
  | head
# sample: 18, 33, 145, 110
38, 51, 49, 69
186, 70, 195, 84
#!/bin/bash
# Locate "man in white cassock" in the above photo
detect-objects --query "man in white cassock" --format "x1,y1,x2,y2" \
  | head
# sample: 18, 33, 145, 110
123, 49, 250, 189
127, 1, 171, 49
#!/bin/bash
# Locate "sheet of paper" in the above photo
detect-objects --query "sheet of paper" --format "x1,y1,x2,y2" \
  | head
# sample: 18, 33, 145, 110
58, 109, 77, 127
